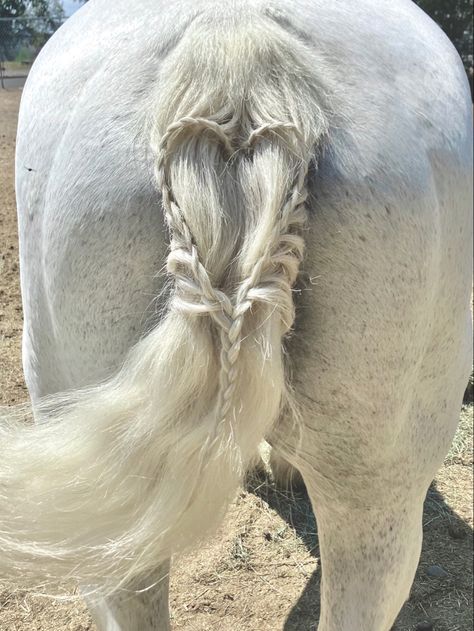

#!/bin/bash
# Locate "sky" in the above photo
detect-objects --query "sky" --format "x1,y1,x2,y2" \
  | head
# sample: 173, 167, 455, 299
61, 0, 83, 17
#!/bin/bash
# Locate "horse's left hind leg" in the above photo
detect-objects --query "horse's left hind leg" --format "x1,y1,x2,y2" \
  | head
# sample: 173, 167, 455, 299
84, 561, 170, 631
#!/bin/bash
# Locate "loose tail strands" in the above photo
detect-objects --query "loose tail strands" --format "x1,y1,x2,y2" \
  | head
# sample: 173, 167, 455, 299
156, 118, 311, 429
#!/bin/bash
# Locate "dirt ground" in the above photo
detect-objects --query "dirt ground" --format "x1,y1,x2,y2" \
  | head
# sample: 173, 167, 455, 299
0, 88, 472, 631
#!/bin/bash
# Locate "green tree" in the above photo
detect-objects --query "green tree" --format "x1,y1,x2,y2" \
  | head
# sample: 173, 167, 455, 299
0, 0, 64, 61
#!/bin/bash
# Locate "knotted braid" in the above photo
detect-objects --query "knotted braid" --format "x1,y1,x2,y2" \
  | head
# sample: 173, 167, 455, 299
155, 117, 310, 428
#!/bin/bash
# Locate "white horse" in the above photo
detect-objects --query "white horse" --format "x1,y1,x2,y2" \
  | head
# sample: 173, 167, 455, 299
1, 0, 472, 629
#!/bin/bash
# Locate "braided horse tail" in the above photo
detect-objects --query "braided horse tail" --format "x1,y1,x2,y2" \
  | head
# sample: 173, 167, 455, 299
0, 16, 326, 594
145, 16, 327, 567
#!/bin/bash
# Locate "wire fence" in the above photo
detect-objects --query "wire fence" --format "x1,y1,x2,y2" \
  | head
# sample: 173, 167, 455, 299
0, 16, 65, 89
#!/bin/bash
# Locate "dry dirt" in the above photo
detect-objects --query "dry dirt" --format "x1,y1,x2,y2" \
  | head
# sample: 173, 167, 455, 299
0, 87, 472, 631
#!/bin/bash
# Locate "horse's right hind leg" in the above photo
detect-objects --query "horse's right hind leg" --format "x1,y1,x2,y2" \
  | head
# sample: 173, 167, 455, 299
84, 562, 171, 631
303, 470, 424, 631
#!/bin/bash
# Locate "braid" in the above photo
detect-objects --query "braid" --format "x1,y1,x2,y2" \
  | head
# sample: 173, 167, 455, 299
155, 118, 235, 329
156, 118, 310, 429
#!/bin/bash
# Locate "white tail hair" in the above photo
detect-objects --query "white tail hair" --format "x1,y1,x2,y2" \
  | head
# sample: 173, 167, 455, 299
0, 16, 327, 594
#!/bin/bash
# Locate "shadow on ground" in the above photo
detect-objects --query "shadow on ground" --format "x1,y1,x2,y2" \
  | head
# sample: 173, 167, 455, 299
247, 473, 473, 631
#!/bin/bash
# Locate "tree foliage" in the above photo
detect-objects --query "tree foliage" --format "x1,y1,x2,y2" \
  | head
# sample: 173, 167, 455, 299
0, 0, 64, 60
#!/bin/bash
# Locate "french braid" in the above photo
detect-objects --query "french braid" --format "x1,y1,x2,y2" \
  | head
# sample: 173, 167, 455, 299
156, 118, 310, 429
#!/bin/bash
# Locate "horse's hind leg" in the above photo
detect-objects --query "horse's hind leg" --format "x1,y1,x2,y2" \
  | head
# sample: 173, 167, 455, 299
281, 324, 469, 629
21, 232, 172, 630
84, 562, 171, 631
303, 464, 424, 631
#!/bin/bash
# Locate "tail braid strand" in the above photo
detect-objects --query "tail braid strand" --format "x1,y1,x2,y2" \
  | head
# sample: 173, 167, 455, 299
155, 118, 311, 430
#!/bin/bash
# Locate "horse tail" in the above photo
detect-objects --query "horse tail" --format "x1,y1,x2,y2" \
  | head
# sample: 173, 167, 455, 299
0, 15, 327, 593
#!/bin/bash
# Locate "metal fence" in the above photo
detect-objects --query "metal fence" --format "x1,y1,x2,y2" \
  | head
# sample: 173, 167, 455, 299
0, 16, 65, 89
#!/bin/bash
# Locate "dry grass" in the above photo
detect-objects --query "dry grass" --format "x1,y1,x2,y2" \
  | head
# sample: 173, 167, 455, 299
446, 405, 473, 466
0, 87, 472, 631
